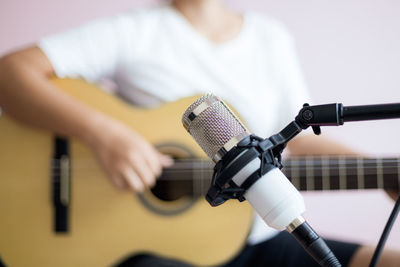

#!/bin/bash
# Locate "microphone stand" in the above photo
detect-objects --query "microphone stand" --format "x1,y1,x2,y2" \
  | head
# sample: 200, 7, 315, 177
206, 102, 400, 267
269, 102, 400, 267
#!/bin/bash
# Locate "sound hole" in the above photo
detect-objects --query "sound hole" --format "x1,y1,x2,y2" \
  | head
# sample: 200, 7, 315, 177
137, 143, 200, 216
151, 174, 193, 201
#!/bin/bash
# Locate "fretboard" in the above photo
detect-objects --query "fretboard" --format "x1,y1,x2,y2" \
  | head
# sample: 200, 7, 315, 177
162, 156, 400, 195
284, 156, 400, 192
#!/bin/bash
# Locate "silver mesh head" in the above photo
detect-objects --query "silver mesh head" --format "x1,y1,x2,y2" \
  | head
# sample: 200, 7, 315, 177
182, 94, 251, 162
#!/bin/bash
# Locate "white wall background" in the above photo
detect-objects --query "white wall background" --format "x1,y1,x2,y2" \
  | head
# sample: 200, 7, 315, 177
1, 0, 399, 248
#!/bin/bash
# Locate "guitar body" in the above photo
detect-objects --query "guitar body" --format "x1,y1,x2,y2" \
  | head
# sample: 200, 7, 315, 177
0, 79, 253, 267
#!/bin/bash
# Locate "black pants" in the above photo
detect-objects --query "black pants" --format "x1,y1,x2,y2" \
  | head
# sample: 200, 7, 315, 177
116, 231, 360, 267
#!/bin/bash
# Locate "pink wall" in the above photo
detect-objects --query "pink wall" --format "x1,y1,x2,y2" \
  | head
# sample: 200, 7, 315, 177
1, 0, 399, 249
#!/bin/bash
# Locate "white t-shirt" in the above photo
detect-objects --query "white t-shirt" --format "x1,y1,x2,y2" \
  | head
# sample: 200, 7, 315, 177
38, 4, 311, 245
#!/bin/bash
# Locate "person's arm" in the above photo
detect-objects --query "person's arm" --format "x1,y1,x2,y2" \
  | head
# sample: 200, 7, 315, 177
287, 134, 358, 156
0, 46, 172, 192
0, 47, 103, 144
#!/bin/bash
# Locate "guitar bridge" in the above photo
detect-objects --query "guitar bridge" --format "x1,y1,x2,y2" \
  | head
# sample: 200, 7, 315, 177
52, 137, 71, 233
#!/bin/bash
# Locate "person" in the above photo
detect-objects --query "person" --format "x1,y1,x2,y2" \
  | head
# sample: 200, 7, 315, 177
0, 0, 398, 266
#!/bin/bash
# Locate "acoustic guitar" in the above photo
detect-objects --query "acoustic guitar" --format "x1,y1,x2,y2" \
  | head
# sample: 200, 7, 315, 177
0, 79, 398, 267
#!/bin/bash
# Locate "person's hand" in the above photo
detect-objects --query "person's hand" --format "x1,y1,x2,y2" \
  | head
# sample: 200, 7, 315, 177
86, 119, 173, 192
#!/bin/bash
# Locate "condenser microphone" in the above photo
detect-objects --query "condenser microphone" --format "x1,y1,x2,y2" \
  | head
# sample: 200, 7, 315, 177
182, 94, 341, 267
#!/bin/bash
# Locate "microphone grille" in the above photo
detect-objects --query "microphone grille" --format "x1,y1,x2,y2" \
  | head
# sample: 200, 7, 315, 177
182, 94, 250, 161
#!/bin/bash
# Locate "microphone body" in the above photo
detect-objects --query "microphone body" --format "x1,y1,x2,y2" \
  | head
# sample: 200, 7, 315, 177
230, 157, 305, 231
182, 94, 341, 267
182, 94, 305, 230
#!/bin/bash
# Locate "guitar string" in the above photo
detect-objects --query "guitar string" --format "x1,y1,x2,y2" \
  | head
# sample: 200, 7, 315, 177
47, 173, 400, 177
48, 165, 400, 171
48, 158, 400, 166
46, 170, 400, 179
49, 157, 400, 162
48, 161, 400, 169
48, 160, 400, 164
47, 165, 400, 172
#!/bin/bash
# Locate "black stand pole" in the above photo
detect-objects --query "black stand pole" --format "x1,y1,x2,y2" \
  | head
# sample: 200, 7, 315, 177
344, 103, 400, 122
369, 195, 400, 267
295, 102, 400, 128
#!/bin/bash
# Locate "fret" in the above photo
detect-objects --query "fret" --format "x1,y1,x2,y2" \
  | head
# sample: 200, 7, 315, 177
357, 157, 364, 189
322, 155, 330, 190
383, 158, 398, 191
313, 156, 323, 190
376, 158, 384, 189
345, 158, 358, 190
289, 158, 300, 190
338, 156, 347, 190
306, 156, 314, 191
329, 157, 340, 190
364, 159, 378, 189
299, 158, 307, 191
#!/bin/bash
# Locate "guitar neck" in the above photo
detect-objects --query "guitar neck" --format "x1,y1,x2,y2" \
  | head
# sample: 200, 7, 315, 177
166, 156, 400, 194
283, 156, 400, 192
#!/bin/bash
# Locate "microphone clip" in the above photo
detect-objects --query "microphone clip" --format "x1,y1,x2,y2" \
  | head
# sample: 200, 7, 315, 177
206, 135, 283, 207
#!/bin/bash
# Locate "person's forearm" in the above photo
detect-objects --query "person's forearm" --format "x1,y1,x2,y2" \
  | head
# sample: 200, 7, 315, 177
0, 47, 173, 192
0, 47, 109, 145
287, 134, 358, 156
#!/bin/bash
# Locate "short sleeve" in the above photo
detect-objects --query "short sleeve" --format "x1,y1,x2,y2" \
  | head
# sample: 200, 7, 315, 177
38, 14, 135, 82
